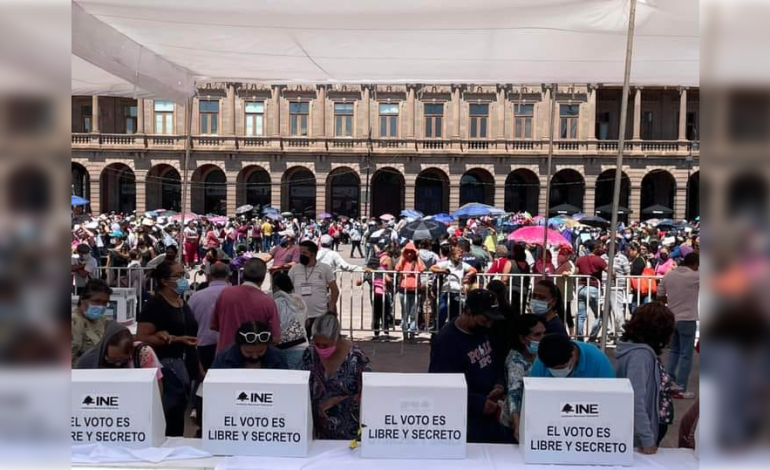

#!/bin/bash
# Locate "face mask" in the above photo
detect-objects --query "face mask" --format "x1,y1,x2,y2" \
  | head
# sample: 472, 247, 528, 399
79, 253, 90, 262
660, 254, 669, 260
531, 299, 550, 316
174, 278, 190, 295
549, 363, 573, 378
527, 339, 540, 355
84, 304, 106, 321
299, 255, 311, 266
315, 344, 337, 359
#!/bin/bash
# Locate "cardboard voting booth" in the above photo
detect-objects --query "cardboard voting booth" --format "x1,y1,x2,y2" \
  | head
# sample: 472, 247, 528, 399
361, 373, 467, 459
71, 368, 165, 449
520, 377, 634, 466
203, 369, 312, 457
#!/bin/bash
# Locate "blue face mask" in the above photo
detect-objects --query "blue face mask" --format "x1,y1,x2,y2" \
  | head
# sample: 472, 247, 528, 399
174, 278, 190, 295
531, 299, 550, 316
84, 304, 106, 321
527, 339, 540, 355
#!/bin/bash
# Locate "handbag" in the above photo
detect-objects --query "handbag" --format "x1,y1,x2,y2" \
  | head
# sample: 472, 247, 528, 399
160, 356, 191, 412
631, 267, 658, 295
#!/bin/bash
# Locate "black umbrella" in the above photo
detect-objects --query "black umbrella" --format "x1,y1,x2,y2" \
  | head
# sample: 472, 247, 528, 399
579, 215, 611, 228
549, 203, 581, 215
399, 219, 447, 241
368, 228, 394, 245
595, 204, 633, 215
641, 204, 674, 215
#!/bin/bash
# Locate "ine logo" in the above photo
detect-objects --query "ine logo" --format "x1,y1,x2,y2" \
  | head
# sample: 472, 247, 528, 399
235, 391, 274, 407
81, 395, 119, 409
560, 402, 600, 418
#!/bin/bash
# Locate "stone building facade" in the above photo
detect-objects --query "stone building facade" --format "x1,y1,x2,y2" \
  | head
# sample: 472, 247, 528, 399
71, 83, 700, 221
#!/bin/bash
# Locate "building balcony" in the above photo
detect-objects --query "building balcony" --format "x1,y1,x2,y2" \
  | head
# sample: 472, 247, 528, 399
71, 133, 699, 157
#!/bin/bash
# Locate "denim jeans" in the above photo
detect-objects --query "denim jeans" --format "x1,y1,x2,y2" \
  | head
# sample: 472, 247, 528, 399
438, 292, 462, 331
400, 292, 418, 334
577, 285, 600, 341
667, 320, 697, 391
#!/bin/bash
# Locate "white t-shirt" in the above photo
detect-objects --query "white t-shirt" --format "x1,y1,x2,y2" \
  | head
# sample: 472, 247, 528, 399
435, 259, 473, 293
288, 262, 335, 319
71, 254, 98, 288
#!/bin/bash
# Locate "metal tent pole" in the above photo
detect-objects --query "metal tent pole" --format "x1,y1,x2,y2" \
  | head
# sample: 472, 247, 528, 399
541, 83, 557, 276
178, 95, 193, 250
601, 0, 638, 351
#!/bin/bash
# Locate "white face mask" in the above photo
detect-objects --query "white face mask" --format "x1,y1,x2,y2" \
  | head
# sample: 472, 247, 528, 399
549, 362, 574, 378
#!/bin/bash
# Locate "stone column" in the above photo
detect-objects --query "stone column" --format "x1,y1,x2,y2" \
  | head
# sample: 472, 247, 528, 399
633, 87, 642, 140
89, 168, 101, 212
451, 86, 461, 138
316, 180, 327, 216
629, 184, 642, 219
228, 84, 236, 136
134, 169, 147, 214
362, 86, 371, 138
539, 87, 552, 141
136, 99, 144, 134
270, 165, 282, 209
587, 85, 597, 140
678, 88, 688, 141
497, 87, 506, 139
584, 180, 596, 216
271, 86, 281, 136
448, 173, 461, 212
494, 176, 506, 209
91, 95, 100, 133
405, 179, 416, 211
406, 86, 415, 138
226, 170, 237, 216
317, 86, 326, 137
674, 186, 687, 220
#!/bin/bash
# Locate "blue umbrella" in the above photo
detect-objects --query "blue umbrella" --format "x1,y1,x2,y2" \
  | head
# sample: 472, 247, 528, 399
400, 209, 424, 219
71, 195, 89, 206
262, 206, 279, 215
452, 203, 506, 218
430, 213, 455, 224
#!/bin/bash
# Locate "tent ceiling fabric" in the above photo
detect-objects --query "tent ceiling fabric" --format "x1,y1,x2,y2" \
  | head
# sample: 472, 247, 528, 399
71, 0, 698, 101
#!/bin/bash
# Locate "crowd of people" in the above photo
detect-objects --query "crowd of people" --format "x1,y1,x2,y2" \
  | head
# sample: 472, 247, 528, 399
71, 207, 700, 452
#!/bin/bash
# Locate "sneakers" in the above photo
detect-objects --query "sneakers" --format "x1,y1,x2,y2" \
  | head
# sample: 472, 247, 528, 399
672, 391, 696, 400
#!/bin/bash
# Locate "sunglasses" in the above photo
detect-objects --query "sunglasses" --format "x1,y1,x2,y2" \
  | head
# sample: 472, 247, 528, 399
239, 331, 271, 344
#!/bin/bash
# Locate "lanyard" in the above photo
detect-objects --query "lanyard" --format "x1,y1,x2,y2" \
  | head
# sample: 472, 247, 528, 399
304, 265, 317, 283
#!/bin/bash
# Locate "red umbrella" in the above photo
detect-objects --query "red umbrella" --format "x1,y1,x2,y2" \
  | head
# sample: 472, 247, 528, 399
507, 226, 570, 247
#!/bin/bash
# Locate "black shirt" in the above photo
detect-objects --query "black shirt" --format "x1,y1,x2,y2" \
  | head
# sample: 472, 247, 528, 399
138, 295, 198, 361
630, 256, 646, 276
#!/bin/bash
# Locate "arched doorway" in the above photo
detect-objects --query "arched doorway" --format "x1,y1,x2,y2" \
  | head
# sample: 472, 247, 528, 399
146, 164, 181, 212
594, 169, 631, 223
504, 169, 539, 215
460, 168, 494, 206
641, 170, 676, 220
72, 162, 89, 200
282, 167, 316, 217
192, 165, 227, 215
549, 169, 585, 213
415, 168, 449, 215
100, 163, 136, 214
727, 172, 767, 218
326, 168, 360, 218
686, 171, 700, 220
371, 168, 405, 217
236, 166, 271, 210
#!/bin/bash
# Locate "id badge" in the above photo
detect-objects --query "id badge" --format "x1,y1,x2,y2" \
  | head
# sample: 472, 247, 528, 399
301, 283, 312, 296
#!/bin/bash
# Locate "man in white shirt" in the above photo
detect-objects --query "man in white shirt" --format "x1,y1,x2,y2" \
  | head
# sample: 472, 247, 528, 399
658, 252, 699, 398
289, 240, 340, 336
430, 245, 477, 330
317, 235, 363, 275
71, 243, 98, 295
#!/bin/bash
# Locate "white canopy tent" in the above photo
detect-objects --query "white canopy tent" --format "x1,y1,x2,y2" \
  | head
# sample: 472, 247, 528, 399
72, 0, 699, 350
72, 0, 698, 102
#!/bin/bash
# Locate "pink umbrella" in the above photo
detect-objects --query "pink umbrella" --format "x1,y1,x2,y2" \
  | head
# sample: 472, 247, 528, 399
170, 212, 199, 222
507, 226, 570, 247
380, 214, 395, 221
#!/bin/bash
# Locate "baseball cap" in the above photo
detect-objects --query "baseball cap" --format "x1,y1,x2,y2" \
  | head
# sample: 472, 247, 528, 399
464, 289, 505, 321
320, 235, 333, 246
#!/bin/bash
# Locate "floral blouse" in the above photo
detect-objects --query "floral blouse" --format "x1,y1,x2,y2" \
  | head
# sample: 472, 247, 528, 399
657, 360, 675, 425
302, 345, 371, 440
500, 349, 534, 429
